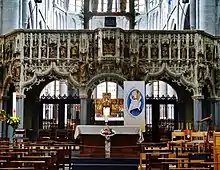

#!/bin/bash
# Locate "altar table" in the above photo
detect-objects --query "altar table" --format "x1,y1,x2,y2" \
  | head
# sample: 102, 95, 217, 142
74, 125, 140, 157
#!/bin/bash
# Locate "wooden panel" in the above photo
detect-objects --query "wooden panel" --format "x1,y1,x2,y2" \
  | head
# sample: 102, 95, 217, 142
213, 132, 220, 170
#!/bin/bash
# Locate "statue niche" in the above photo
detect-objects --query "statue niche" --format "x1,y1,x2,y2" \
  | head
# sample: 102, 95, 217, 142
79, 54, 87, 84
32, 41, 38, 59
103, 38, 115, 56
70, 42, 79, 58
161, 42, 169, 58
205, 44, 213, 62
11, 60, 21, 82
151, 42, 159, 60
59, 41, 67, 58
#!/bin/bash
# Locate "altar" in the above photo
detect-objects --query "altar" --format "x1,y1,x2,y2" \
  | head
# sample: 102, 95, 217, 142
74, 125, 140, 157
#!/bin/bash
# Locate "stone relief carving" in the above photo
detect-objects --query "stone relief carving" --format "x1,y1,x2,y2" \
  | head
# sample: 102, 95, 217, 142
11, 60, 21, 82
181, 35, 187, 59
150, 39, 159, 60
32, 40, 38, 59
0, 29, 217, 97
59, 40, 67, 59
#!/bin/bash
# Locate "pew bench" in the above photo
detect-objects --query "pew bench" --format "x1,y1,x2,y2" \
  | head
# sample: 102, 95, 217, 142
169, 168, 209, 170
0, 168, 35, 170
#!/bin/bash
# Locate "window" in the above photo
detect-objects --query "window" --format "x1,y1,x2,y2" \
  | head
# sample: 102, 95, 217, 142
146, 81, 177, 125
95, 0, 129, 12
107, 82, 117, 99
153, 81, 159, 96
96, 82, 119, 99
135, 0, 146, 13
69, 0, 83, 12
96, 82, 107, 98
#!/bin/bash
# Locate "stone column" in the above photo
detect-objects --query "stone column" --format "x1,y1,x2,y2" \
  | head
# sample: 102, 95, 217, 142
192, 95, 204, 131
2, 96, 9, 138
79, 89, 88, 125
211, 98, 220, 131
199, 0, 216, 35
2, 0, 20, 34
190, 0, 196, 29
17, 94, 25, 129
22, 0, 29, 28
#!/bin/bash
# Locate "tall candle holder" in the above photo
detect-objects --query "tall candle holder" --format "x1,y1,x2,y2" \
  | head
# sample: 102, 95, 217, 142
101, 106, 115, 158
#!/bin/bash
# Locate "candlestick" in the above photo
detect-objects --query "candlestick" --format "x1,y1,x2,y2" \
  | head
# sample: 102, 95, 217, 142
12, 92, 16, 117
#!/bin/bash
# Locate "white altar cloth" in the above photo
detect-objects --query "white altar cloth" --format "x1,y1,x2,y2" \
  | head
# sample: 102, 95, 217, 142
74, 125, 140, 139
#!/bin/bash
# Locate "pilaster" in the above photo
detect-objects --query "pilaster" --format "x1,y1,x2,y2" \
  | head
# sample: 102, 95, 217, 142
192, 95, 204, 130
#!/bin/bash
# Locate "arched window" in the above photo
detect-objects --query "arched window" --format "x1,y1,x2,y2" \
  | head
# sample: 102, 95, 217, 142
93, 81, 121, 99
135, 0, 146, 13
69, 0, 83, 12
146, 81, 177, 125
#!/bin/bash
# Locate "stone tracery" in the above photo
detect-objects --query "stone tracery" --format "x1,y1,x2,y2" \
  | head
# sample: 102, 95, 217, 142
0, 29, 218, 99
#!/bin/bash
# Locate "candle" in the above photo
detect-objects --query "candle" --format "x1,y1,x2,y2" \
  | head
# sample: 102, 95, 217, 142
12, 92, 16, 117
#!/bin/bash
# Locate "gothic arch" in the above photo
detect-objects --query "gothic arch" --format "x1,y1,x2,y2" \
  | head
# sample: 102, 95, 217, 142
86, 73, 127, 95
22, 64, 80, 92
1, 74, 13, 97
204, 77, 216, 98
143, 64, 195, 95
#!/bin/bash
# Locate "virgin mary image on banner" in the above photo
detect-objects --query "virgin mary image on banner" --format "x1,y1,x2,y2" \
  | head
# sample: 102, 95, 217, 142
127, 89, 144, 117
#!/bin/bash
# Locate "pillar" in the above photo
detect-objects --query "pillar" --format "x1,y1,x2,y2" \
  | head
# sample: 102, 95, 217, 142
211, 98, 220, 131
17, 94, 24, 129
192, 95, 203, 130
199, 0, 216, 35
79, 89, 88, 125
84, 0, 90, 29
190, 0, 196, 29
2, 0, 20, 34
1, 96, 9, 138
22, 0, 29, 28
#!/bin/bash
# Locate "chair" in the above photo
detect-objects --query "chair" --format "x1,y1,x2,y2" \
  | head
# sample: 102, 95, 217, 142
188, 131, 207, 152
169, 132, 186, 153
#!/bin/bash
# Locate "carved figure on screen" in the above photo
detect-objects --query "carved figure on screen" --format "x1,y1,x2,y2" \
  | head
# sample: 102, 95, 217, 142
126, 89, 144, 117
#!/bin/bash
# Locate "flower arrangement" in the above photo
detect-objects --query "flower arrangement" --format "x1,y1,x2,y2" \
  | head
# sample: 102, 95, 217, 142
0, 110, 20, 136
0, 110, 7, 121
100, 127, 116, 137
7, 116, 20, 130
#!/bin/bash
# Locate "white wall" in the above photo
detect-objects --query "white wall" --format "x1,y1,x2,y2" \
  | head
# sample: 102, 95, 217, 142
137, 0, 189, 30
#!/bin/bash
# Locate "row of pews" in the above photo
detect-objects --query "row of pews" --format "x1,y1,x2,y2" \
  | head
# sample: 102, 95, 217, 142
0, 139, 80, 170
139, 130, 218, 170
38, 129, 75, 141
